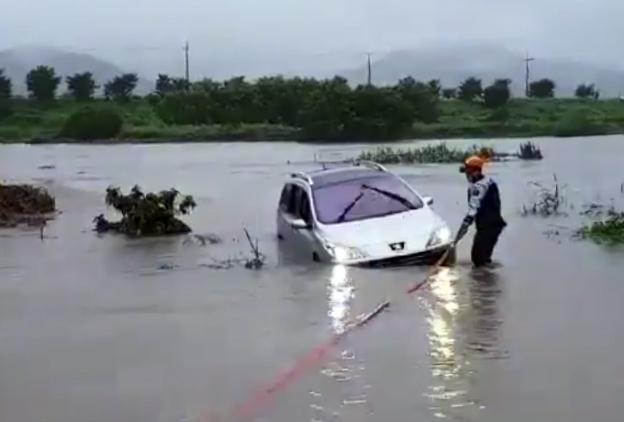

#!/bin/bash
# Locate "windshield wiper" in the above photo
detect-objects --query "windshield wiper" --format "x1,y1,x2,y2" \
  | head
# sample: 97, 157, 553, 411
335, 191, 365, 223
361, 184, 417, 210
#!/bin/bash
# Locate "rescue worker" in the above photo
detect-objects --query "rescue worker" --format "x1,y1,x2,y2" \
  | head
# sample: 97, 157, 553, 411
454, 155, 507, 268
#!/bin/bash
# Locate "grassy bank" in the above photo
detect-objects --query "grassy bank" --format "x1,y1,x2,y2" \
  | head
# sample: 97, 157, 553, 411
1, 98, 624, 143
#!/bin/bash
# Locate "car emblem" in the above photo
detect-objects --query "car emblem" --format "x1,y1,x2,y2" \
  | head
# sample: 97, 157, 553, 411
389, 242, 405, 251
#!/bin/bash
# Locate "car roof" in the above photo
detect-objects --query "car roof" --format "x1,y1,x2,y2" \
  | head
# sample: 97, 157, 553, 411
308, 166, 391, 188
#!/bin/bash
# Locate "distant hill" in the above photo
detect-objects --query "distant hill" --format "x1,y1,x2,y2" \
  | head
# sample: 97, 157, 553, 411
340, 44, 624, 98
0, 46, 153, 96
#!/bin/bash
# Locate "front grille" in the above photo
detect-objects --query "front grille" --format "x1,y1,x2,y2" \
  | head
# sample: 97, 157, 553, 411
363, 247, 447, 268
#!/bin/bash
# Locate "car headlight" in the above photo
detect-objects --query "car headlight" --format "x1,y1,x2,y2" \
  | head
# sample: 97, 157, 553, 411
427, 226, 452, 248
325, 243, 368, 263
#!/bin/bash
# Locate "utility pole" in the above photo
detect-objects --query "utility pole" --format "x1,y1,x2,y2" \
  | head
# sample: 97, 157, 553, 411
367, 52, 372, 86
524, 52, 535, 97
184, 41, 190, 90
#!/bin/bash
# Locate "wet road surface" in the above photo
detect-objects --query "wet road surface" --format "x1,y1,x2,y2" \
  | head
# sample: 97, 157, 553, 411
1, 137, 624, 422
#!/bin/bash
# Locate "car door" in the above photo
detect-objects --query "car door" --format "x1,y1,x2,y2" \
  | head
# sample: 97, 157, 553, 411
278, 184, 317, 257
293, 188, 318, 257
277, 183, 294, 239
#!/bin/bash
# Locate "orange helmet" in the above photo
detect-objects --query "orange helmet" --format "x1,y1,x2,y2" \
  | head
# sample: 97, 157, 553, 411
459, 155, 485, 173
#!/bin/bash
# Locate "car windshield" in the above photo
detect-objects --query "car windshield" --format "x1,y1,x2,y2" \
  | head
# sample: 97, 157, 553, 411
312, 174, 424, 225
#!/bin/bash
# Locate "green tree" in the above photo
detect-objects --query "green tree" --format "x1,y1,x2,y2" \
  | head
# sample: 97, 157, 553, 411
458, 77, 483, 102
66, 72, 98, 101
156, 92, 214, 125
395, 77, 439, 123
61, 106, 123, 140
442, 88, 456, 99
155, 74, 173, 96
347, 86, 415, 140
575, 83, 599, 99
26, 66, 61, 102
427, 79, 441, 97
483, 79, 511, 108
155, 74, 189, 96
0, 69, 11, 99
529, 79, 556, 98
299, 77, 353, 140
104, 73, 138, 102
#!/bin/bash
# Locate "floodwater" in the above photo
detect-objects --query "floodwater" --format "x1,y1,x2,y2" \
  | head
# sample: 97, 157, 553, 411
1, 137, 624, 422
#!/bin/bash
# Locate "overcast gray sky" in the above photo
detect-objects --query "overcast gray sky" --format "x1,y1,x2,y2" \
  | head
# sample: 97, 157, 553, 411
2, 0, 624, 77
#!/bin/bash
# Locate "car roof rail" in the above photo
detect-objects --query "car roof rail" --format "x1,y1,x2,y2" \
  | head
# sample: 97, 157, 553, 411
354, 160, 388, 172
290, 171, 314, 185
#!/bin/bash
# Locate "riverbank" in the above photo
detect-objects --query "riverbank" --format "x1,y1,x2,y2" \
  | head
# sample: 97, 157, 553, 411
1, 98, 624, 143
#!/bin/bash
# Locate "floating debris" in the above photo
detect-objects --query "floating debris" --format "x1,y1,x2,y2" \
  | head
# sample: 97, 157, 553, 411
0, 183, 56, 228
183, 233, 222, 246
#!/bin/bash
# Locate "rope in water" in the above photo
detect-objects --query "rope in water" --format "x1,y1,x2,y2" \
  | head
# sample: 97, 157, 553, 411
200, 248, 451, 422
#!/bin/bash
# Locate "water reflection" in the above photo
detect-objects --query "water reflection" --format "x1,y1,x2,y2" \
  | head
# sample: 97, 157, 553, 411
423, 267, 507, 420
328, 265, 354, 334
310, 265, 373, 421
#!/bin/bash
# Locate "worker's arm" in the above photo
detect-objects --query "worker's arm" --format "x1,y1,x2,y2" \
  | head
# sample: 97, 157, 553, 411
454, 180, 489, 244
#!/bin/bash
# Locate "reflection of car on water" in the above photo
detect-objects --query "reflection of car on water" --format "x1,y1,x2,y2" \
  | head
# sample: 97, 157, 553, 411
276, 160, 454, 266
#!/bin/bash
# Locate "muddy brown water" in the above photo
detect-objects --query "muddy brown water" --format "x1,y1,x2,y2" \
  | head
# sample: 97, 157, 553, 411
1, 137, 624, 422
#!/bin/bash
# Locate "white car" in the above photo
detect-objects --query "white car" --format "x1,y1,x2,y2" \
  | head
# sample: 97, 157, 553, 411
276, 161, 454, 266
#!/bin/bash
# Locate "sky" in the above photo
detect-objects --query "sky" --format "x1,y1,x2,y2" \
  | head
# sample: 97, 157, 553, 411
2, 0, 624, 78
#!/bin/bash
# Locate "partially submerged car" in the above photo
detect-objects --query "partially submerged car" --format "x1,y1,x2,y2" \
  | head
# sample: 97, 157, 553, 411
276, 160, 453, 266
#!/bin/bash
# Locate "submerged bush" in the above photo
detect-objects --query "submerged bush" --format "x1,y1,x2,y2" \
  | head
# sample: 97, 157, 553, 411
578, 212, 624, 244
357, 143, 495, 164
60, 107, 123, 140
0, 184, 56, 227
94, 185, 196, 237
518, 142, 543, 160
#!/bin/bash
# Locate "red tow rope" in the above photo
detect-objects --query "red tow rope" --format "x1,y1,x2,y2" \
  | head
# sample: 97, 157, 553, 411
201, 248, 451, 422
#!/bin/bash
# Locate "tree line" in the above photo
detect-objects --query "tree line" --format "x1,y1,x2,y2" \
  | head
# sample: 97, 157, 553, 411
0, 65, 604, 103
0, 65, 607, 140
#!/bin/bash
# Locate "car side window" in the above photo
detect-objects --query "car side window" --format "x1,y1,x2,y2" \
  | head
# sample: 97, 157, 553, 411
287, 185, 301, 216
299, 191, 312, 225
279, 184, 293, 212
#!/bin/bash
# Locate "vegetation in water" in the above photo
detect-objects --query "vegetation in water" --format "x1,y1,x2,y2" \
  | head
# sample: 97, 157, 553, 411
577, 212, 624, 245
93, 186, 196, 237
356, 142, 543, 164
521, 174, 564, 216
518, 141, 543, 160
0, 183, 56, 227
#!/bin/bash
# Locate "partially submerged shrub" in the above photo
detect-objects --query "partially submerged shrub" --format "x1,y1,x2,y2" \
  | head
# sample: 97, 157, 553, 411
577, 212, 624, 244
60, 107, 123, 140
518, 141, 543, 160
358, 143, 496, 164
94, 185, 196, 236
0, 184, 55, 227
521, 174, 564, 216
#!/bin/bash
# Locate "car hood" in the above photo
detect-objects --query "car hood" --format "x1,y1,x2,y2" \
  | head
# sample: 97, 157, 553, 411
318, 207, 447, 252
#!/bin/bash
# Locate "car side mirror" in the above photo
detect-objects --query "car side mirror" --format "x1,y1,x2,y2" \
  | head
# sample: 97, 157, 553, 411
290, 218, 310, 230
423, 196, 434, 206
